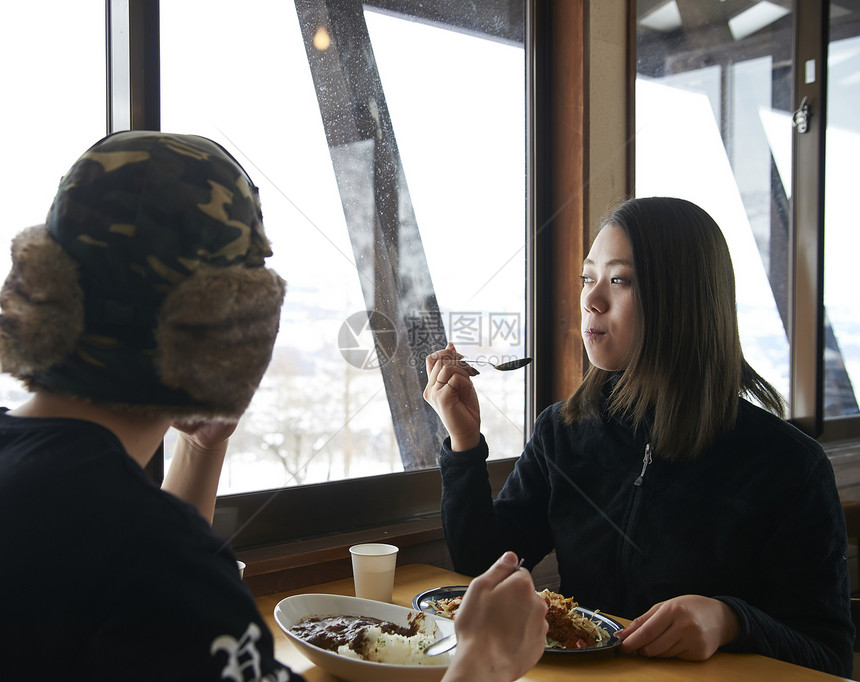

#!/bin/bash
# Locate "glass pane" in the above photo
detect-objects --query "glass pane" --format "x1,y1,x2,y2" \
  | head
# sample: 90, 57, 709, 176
364, 9, 527, 454
0, 0, 106, 409
635, 0, 792, 405
823, 4, 860, 417
160, 1, 526, 493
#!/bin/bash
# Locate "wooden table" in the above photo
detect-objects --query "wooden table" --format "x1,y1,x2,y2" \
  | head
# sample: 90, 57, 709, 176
255, 563, 851, 681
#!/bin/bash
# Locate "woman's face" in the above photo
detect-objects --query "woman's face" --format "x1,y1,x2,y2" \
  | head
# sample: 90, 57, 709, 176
580, 224, 637, 371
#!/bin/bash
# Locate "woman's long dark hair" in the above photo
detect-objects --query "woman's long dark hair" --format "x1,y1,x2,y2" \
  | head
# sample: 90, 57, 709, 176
561, 197, 784, 460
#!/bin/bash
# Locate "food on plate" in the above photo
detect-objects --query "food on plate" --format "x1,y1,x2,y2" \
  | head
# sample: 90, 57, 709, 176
289, 612, 449, 666
427, 595, 463, 620
538, 590, 611, 649
426, 589, 612, 650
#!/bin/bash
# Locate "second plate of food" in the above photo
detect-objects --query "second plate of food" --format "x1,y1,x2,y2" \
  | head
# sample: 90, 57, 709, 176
412, 585, 623, 654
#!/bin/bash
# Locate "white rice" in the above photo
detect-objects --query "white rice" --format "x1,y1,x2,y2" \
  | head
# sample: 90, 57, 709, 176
336, 624, 451, 666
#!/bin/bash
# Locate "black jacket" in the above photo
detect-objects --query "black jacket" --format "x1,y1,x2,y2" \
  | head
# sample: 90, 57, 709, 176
0, 411, 299, 681
440, 399, 854, 677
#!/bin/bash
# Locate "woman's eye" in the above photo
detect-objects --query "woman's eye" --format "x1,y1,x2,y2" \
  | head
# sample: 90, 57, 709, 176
580, 273, 631, 285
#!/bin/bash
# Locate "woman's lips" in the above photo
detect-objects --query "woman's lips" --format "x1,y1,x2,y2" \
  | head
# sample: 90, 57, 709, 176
583, 328, 605, 339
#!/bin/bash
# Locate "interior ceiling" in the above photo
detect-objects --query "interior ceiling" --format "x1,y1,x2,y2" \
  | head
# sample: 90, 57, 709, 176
637, 0, 860, 31
636, 0, 860, 78
638, 0, 791, 24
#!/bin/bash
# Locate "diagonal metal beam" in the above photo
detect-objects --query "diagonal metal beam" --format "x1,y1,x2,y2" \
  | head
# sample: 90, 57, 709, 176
295, 0, 448, 469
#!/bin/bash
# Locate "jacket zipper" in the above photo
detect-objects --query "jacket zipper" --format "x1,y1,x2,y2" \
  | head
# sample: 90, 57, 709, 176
618, 442, 652, 597
634, 443, 652, 486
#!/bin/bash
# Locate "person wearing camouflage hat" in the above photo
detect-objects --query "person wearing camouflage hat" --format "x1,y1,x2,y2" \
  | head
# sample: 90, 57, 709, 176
0, 132, 551, 682
0, 130, 285, 418
0, 131, 297, 681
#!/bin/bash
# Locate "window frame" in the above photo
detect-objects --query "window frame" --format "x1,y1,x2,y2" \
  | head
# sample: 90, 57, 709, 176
790, 0, 827, 437
104, 0, 860, 556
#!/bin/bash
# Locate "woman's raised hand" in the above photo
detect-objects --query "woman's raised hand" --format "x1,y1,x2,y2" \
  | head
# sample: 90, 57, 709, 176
424, 342, 482, 451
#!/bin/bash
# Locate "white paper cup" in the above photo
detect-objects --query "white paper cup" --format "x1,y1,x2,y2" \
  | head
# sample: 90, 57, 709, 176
237, 561, 246, 579
349, 543, 399, 602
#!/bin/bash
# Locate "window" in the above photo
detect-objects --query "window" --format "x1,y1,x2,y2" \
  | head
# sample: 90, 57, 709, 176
159, 0, 527, 494
635, 0, 860, 438
824, 9, 860, 420
0, 0, 106, 408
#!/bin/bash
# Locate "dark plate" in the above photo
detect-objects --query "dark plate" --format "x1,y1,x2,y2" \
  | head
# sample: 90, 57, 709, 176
412, 586, 623, 654
412, 585, 470, 615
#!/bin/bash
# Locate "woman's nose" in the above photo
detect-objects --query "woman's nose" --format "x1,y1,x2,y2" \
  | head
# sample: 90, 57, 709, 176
582, 283, 606, 313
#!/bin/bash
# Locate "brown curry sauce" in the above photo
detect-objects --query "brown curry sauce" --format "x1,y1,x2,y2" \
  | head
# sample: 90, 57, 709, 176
290, 613, 423, 657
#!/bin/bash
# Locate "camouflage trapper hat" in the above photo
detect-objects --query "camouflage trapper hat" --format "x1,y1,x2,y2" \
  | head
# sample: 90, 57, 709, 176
0, 131, 286, 419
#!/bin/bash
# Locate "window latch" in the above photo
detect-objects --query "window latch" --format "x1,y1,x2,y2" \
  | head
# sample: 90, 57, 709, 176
792, 96, 810, 134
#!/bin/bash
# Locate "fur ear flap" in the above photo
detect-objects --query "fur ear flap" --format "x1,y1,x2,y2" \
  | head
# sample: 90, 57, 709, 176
0, 226, 84, 376
154, 265, 286, 417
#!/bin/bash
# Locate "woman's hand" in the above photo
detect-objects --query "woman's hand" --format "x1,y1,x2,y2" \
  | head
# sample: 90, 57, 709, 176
616, 595, 740, 661
423, 342, 481, 451
443, 552, 548, 682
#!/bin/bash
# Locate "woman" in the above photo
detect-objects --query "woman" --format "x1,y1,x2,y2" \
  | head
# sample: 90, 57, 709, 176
424, 197, 854, 677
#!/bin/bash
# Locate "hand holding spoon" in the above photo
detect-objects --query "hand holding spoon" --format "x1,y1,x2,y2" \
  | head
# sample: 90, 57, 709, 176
423, 558, 527, 657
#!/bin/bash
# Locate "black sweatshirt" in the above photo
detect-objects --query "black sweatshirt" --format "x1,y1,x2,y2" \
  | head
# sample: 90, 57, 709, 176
440, 398, 854, 677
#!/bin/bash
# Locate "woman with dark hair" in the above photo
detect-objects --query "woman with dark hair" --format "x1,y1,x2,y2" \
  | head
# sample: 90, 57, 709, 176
424, 196, 854, 677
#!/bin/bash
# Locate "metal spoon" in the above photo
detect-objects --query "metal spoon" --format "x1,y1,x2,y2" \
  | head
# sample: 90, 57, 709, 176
423, 631, 458, 657
462, 357, 532, 371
